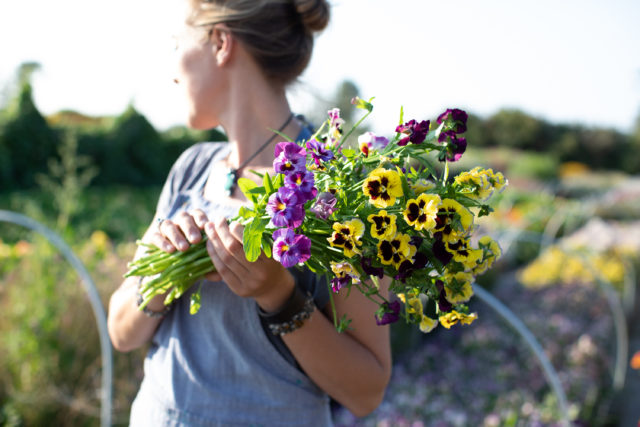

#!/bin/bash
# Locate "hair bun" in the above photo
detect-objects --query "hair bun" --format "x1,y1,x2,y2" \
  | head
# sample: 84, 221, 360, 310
293, 0, 330, 32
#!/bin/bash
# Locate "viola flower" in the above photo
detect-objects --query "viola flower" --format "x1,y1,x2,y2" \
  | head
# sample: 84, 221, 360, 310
439, 310, 478, 329
363, 168, 403, 208
360, 257, 384, 279
473, 236, 502, 275
328, 219, 365, 258
358, 132, 389, 156
330, 261, 361, 293
403, 193, 442, 231
396, 119, 430, 146
273, 142, 307, 174
367, 210, 397, 240
306, 138, 334, 167
434, 198, 474, 244
375, 300, 401, 325
377, 233, 416, 268
454, 167, 494, 201
445, 238, 483, 270
272, 228, 311, 268
419, 315, 438, 333
395, 251, 428, 282
284, 170, 317, 202
309, 191, 337, 220
398, 290, 423, 316
432, 239, 453, 266
437, 130, 467, 162
327, 108, 344, 146
266, 187, 305, 228
437, 108, 468, 134
443, 271, 474, 304
411, 178, 436, 195
435, 280, 453, 312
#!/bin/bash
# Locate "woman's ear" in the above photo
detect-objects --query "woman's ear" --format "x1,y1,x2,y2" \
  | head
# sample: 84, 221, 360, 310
211, 26, 233, 66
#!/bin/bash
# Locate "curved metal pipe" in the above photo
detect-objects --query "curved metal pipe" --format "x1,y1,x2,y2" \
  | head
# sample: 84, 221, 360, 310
0, 210, 112, 427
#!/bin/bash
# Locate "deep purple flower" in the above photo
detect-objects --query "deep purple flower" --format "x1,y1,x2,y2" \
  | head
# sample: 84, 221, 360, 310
273, 142, 307, 174
437, 130, 467, 162
435, 280, 453, 312
395, 251, 428, 282
331, 276, 351, 293
437, 108, 468, 134
375, 300, 401, 325
361, 257, 384, 279
395, 119, 430, 146
266, 187, 305, 228
306, 138, 334, 166
309, 191, 337, 219
272, 228, 311, 268
432, 239, 453, 266
285, 170, 317, 202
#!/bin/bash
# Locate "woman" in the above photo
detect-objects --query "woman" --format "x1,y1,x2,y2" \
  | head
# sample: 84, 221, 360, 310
107, 0, 391, 425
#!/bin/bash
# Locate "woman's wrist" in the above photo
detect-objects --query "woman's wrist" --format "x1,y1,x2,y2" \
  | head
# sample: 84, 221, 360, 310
254, 271, 296, 312
257, 275, 315, 336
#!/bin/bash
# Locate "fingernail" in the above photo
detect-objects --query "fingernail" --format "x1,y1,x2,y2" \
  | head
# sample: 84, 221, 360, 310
164, 243, 173, 252
180, 242, 189, 251
190, 232, 200, 241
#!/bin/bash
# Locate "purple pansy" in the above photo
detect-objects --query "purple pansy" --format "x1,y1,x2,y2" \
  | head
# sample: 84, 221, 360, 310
375, 300, 401, 325
331, 276, 351, 293
435, 280, 453, 313
437, 130, 467, 162
432, 239, 453, 266
358, 132, 389, 156
437, 108, 468, 134
266, 187, 305, 228
395, 119, 430, 146
309, 191, 337, 220
273, 142, 307, 175
306, 138, 334, 166
285, 170, 317, 202
272, 228, 311, 268
361, 257, 384, 279
394, 251, 428, 283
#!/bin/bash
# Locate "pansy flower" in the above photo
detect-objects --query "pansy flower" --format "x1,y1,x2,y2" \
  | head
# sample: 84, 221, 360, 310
403, 193, 442, 231
330, 261, 361, 293
434, 198, 474, 243
306, 138, 334, 167
443, 271, 474, 304
375, 300, 401, 325
358, 132, 389, 157
360, 257, 384, 279
273, 142, 307, 174
363, 168, 403, 208
437, 130, 467, 162
395, 251, 428, 282
439, 310, 477, 329
266, 187, 305, 228
454, 167, 494, 201
396, 119, 430, 146
444, 238, 483, 270
411, 178, 436, 195
328, 219, 365, 258
284, 170, 317, 202
377, 232, 416, 268
437, 108, 468, 134
435, 280, 453, 312
272, 228, 311, 268
366, 210, 397, 240
309, 191, 337, 220
472, 236, 502, 275
327, 108, 344, 146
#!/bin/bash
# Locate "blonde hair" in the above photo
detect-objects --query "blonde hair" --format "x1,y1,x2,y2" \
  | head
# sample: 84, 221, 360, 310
189, 0, 330, 85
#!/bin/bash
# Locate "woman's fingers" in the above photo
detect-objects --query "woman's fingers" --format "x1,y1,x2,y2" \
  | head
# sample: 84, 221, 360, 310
149, 230, 176, 253
175, 211, 202, 244
190, 209, 209, 229
159, 219, 190, 251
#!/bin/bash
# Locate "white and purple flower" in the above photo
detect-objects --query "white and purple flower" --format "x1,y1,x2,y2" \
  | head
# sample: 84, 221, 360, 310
273, 142, 307, 175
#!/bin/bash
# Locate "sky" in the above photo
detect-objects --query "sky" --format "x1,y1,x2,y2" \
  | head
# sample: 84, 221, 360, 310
1, 0, 639, 135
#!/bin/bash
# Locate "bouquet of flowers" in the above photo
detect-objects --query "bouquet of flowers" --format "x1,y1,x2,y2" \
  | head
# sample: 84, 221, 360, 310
126, 98, 507, 332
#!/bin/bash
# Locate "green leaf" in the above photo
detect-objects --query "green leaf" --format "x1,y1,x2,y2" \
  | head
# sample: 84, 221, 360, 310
342, 148, 356, 159
243, 218, 267, 262
261, 234, 272, 258
237, 178, 258, 203
189, 286, 202, 315
238, 206, 255, 220
263, 172, 274, 194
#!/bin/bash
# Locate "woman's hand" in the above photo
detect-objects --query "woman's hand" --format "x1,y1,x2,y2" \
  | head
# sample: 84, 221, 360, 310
204, 217, 295, 312
149, 209, 209, 253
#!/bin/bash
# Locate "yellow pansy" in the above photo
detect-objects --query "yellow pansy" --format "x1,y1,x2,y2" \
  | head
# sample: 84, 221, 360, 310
377, 233, 415, 268
367, 210, 397, 240
439, 310, 478, 329
328, 219, 365, 258
443, 271, 474, 304
434, 198, 474, 243
403, 193, 441, 232
363, 168, 403, 208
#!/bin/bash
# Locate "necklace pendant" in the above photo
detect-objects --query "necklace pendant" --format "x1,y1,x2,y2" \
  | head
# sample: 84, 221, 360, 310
224, 168, 237, 196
